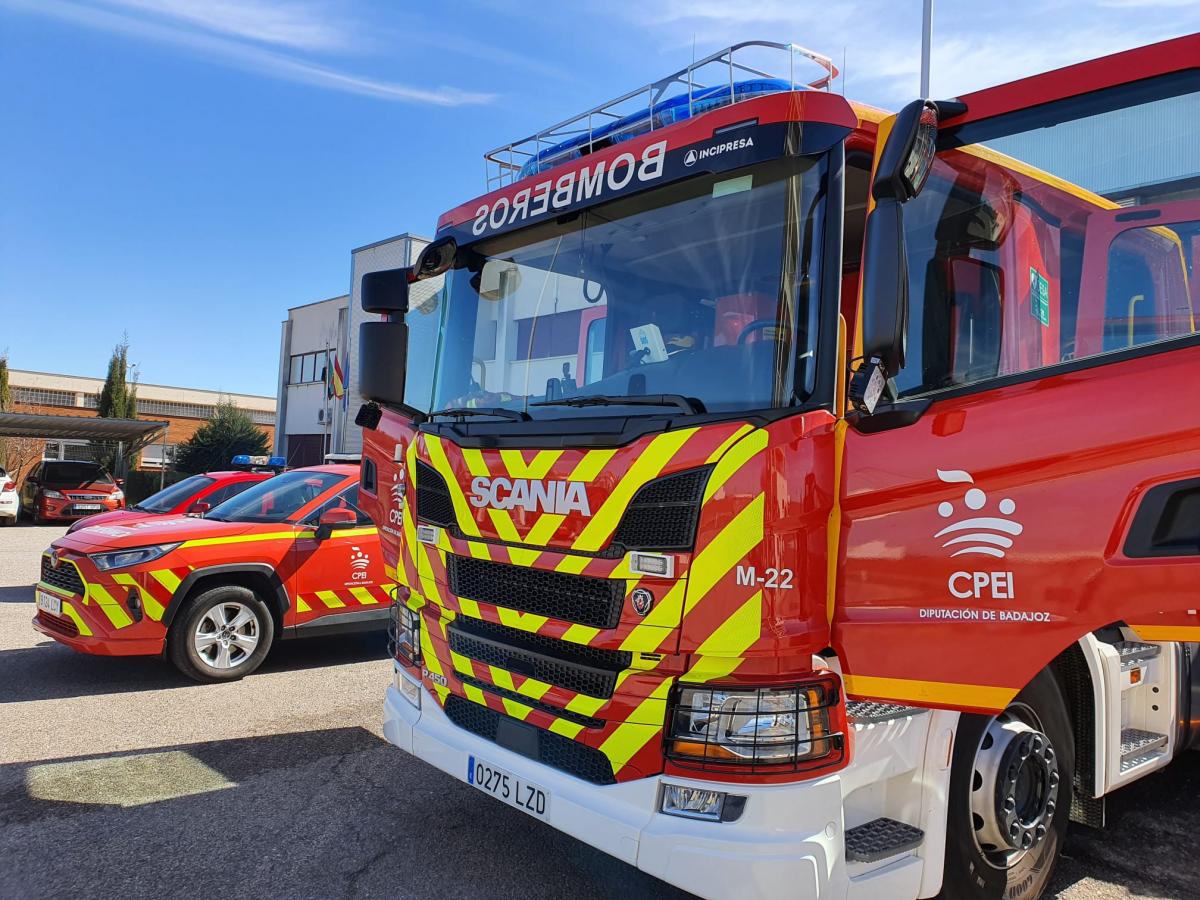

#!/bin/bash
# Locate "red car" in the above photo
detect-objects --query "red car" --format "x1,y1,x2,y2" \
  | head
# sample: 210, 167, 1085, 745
20, 460, 124, 524
35, 464, 390, 682
67, 469, 272, 533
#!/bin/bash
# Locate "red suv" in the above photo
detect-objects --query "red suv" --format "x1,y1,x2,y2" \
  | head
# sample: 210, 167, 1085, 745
68, 469, 272, 533
20, 460, 124, 524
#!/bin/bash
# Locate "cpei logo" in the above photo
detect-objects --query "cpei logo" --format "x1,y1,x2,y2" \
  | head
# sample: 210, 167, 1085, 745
934, 469, 1023, 559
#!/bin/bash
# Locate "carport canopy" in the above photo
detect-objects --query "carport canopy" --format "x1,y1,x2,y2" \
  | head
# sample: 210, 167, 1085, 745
0, 411, 168, 441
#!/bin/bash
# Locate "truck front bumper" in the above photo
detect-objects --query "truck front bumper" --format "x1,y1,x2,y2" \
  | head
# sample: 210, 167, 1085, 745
383, 675, 847, 900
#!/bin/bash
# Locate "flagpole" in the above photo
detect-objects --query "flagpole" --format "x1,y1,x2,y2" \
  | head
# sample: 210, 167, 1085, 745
920, 0, 933, 97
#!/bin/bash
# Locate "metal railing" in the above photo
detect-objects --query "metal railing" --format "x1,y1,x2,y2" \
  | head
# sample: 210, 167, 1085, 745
484, 41, 837, 191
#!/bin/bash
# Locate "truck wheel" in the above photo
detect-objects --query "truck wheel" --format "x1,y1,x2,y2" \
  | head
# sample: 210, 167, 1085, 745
939, 669, 1073, 900
168, 585, 274, 683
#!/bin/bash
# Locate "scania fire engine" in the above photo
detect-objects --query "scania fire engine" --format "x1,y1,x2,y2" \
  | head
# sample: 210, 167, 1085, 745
355, 37, 1200, 900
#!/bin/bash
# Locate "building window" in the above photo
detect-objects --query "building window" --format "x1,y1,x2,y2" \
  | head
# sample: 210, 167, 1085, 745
13, 387, 78, 408
86, 394, 274, 426
42, 440, 95, 462
289, 350, 334, 385
141, 444, 177, 469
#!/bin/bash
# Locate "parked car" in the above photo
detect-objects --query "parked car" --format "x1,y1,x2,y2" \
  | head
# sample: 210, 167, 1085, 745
0, 467, 17, 526
20, 460, 124, 524
67, 465, 277, 533
34, 464, 389, 681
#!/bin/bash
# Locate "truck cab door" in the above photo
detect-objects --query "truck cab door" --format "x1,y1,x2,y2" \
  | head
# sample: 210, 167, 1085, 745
835, 34, 1200, 713
288, 486, 389, 630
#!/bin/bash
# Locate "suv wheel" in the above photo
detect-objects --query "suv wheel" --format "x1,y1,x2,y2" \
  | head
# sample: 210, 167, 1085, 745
168, 585, 274, 683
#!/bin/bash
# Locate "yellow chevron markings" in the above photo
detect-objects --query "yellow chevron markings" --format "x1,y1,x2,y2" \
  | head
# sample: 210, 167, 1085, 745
573, 428, 699, 552
316, 590, 346, 609
565, 667, 648, 716
86, 583, 134, 629
424, 436, 482, 538
1132, 624, 1200, 641
548, 719, 585, 739
703, 428, 767, 503
419, 616, 449, 703
296, 596, 312, 613
562, 623, 601, 645
679, 591, 763, 683
569, 448, 617, 482
149, 569, 183, 594
111, 573, 165, 621
827, 415, 848, 625
61, 600, 93, 636
463, 683, 486, 705
706, 424, 756, 464
350, 587, 380, 606
617, 494, 763, 652
497, 607, 549, 633
500, 449, 562, 479
599, 677, 674, 773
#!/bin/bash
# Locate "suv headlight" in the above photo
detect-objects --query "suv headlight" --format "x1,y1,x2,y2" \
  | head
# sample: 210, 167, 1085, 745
667, 680, 843, 770
89, 543, 181, 571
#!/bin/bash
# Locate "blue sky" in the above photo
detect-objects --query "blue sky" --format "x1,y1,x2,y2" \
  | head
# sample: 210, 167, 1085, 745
2, 0, 1198, 396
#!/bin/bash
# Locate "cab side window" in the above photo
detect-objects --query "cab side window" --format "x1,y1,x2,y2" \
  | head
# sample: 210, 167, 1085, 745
894, 75, 1200, 397
203, 480, 257, 508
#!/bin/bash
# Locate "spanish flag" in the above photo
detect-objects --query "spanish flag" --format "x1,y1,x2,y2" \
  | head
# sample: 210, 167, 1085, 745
332, 352, 346, 400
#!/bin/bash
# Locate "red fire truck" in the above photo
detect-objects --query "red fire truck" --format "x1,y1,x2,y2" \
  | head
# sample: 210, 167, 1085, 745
354, 36, 1200, 900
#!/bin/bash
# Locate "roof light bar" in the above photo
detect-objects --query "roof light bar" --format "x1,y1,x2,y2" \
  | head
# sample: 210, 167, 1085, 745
484, 41, 837, 191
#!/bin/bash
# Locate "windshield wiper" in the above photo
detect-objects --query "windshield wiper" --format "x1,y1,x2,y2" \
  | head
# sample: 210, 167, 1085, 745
532, 394, 706, 415
428, 406, 530, 422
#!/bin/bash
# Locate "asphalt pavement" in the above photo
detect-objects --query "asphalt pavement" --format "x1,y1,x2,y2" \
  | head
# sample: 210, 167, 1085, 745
1, 522, 1196, 899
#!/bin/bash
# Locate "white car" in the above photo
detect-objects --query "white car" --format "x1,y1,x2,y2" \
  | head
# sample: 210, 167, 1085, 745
0, 467, 17, 525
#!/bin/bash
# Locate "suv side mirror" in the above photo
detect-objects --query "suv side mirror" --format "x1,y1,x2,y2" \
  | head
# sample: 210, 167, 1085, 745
315, 506, 356, 541
851, 99, 944, 415
187, 501, 211, 516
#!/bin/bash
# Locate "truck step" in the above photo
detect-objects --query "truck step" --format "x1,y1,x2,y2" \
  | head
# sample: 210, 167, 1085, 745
1119, 728, 1168, 772
1114, 640, 1161, 672
846, 701, 928, 724
844, 817, 925, 863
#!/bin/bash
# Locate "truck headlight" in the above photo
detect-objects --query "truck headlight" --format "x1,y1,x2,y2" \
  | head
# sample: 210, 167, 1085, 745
667, 680, 843, 770
89, 543, 181, 571
389, 588, 421, 666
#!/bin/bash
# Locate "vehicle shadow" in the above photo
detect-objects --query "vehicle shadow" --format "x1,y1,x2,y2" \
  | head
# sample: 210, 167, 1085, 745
0, 631, 390, 704
0, 584, 34, 604
0, 726, 690, 900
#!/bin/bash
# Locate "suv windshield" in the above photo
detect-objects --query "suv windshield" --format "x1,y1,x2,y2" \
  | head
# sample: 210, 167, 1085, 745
411, 156, 828, 418
206, 470, 343, 523
134, 475, 214, 513
42, 462, 112, 486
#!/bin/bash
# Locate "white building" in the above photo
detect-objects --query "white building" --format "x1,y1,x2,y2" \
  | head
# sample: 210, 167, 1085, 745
275, 232, 429, 464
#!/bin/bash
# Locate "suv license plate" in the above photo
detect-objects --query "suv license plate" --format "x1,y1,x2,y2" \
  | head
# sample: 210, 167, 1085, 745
467, 756, 550, 821
37, 591, 62, 616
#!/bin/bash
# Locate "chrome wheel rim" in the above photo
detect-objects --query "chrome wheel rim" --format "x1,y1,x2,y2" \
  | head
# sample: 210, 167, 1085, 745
969, 701, 1061, 869
194, 601, 259, 670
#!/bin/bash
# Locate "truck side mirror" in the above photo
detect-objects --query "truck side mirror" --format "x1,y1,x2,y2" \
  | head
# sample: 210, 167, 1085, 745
851, 99, 942, 415
361, 268, 413, 315
315, 506, 356, 541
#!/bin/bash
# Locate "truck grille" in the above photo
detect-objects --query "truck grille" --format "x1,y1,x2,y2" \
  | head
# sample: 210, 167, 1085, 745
610, 466, 711, 551
448, 616, 631, 698
444, 696, 616, 785
457, 673, 604, 729
415, 460, 456, 528
447, 555, 625, 630
41, 556, 84, 595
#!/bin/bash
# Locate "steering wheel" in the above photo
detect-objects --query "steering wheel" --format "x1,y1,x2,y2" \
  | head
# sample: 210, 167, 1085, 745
737, 319, 779, 344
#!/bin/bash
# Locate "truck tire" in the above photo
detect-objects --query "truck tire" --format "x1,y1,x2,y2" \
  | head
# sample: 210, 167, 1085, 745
939, 669, 1074, 900
167, 585, 275, 683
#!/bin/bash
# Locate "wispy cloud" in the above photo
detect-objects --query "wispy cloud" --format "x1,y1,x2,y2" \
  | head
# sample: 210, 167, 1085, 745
95, 0, 355, 52
3, 0, 495, 106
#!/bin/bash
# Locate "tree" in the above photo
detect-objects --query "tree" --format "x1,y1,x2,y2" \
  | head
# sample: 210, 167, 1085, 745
98, 338, 138, 419
174, 400, 270, 474
95, 338, 141, 474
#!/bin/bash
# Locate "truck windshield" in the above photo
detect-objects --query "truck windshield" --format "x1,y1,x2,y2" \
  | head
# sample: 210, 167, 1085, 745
412, 156, 828, 418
